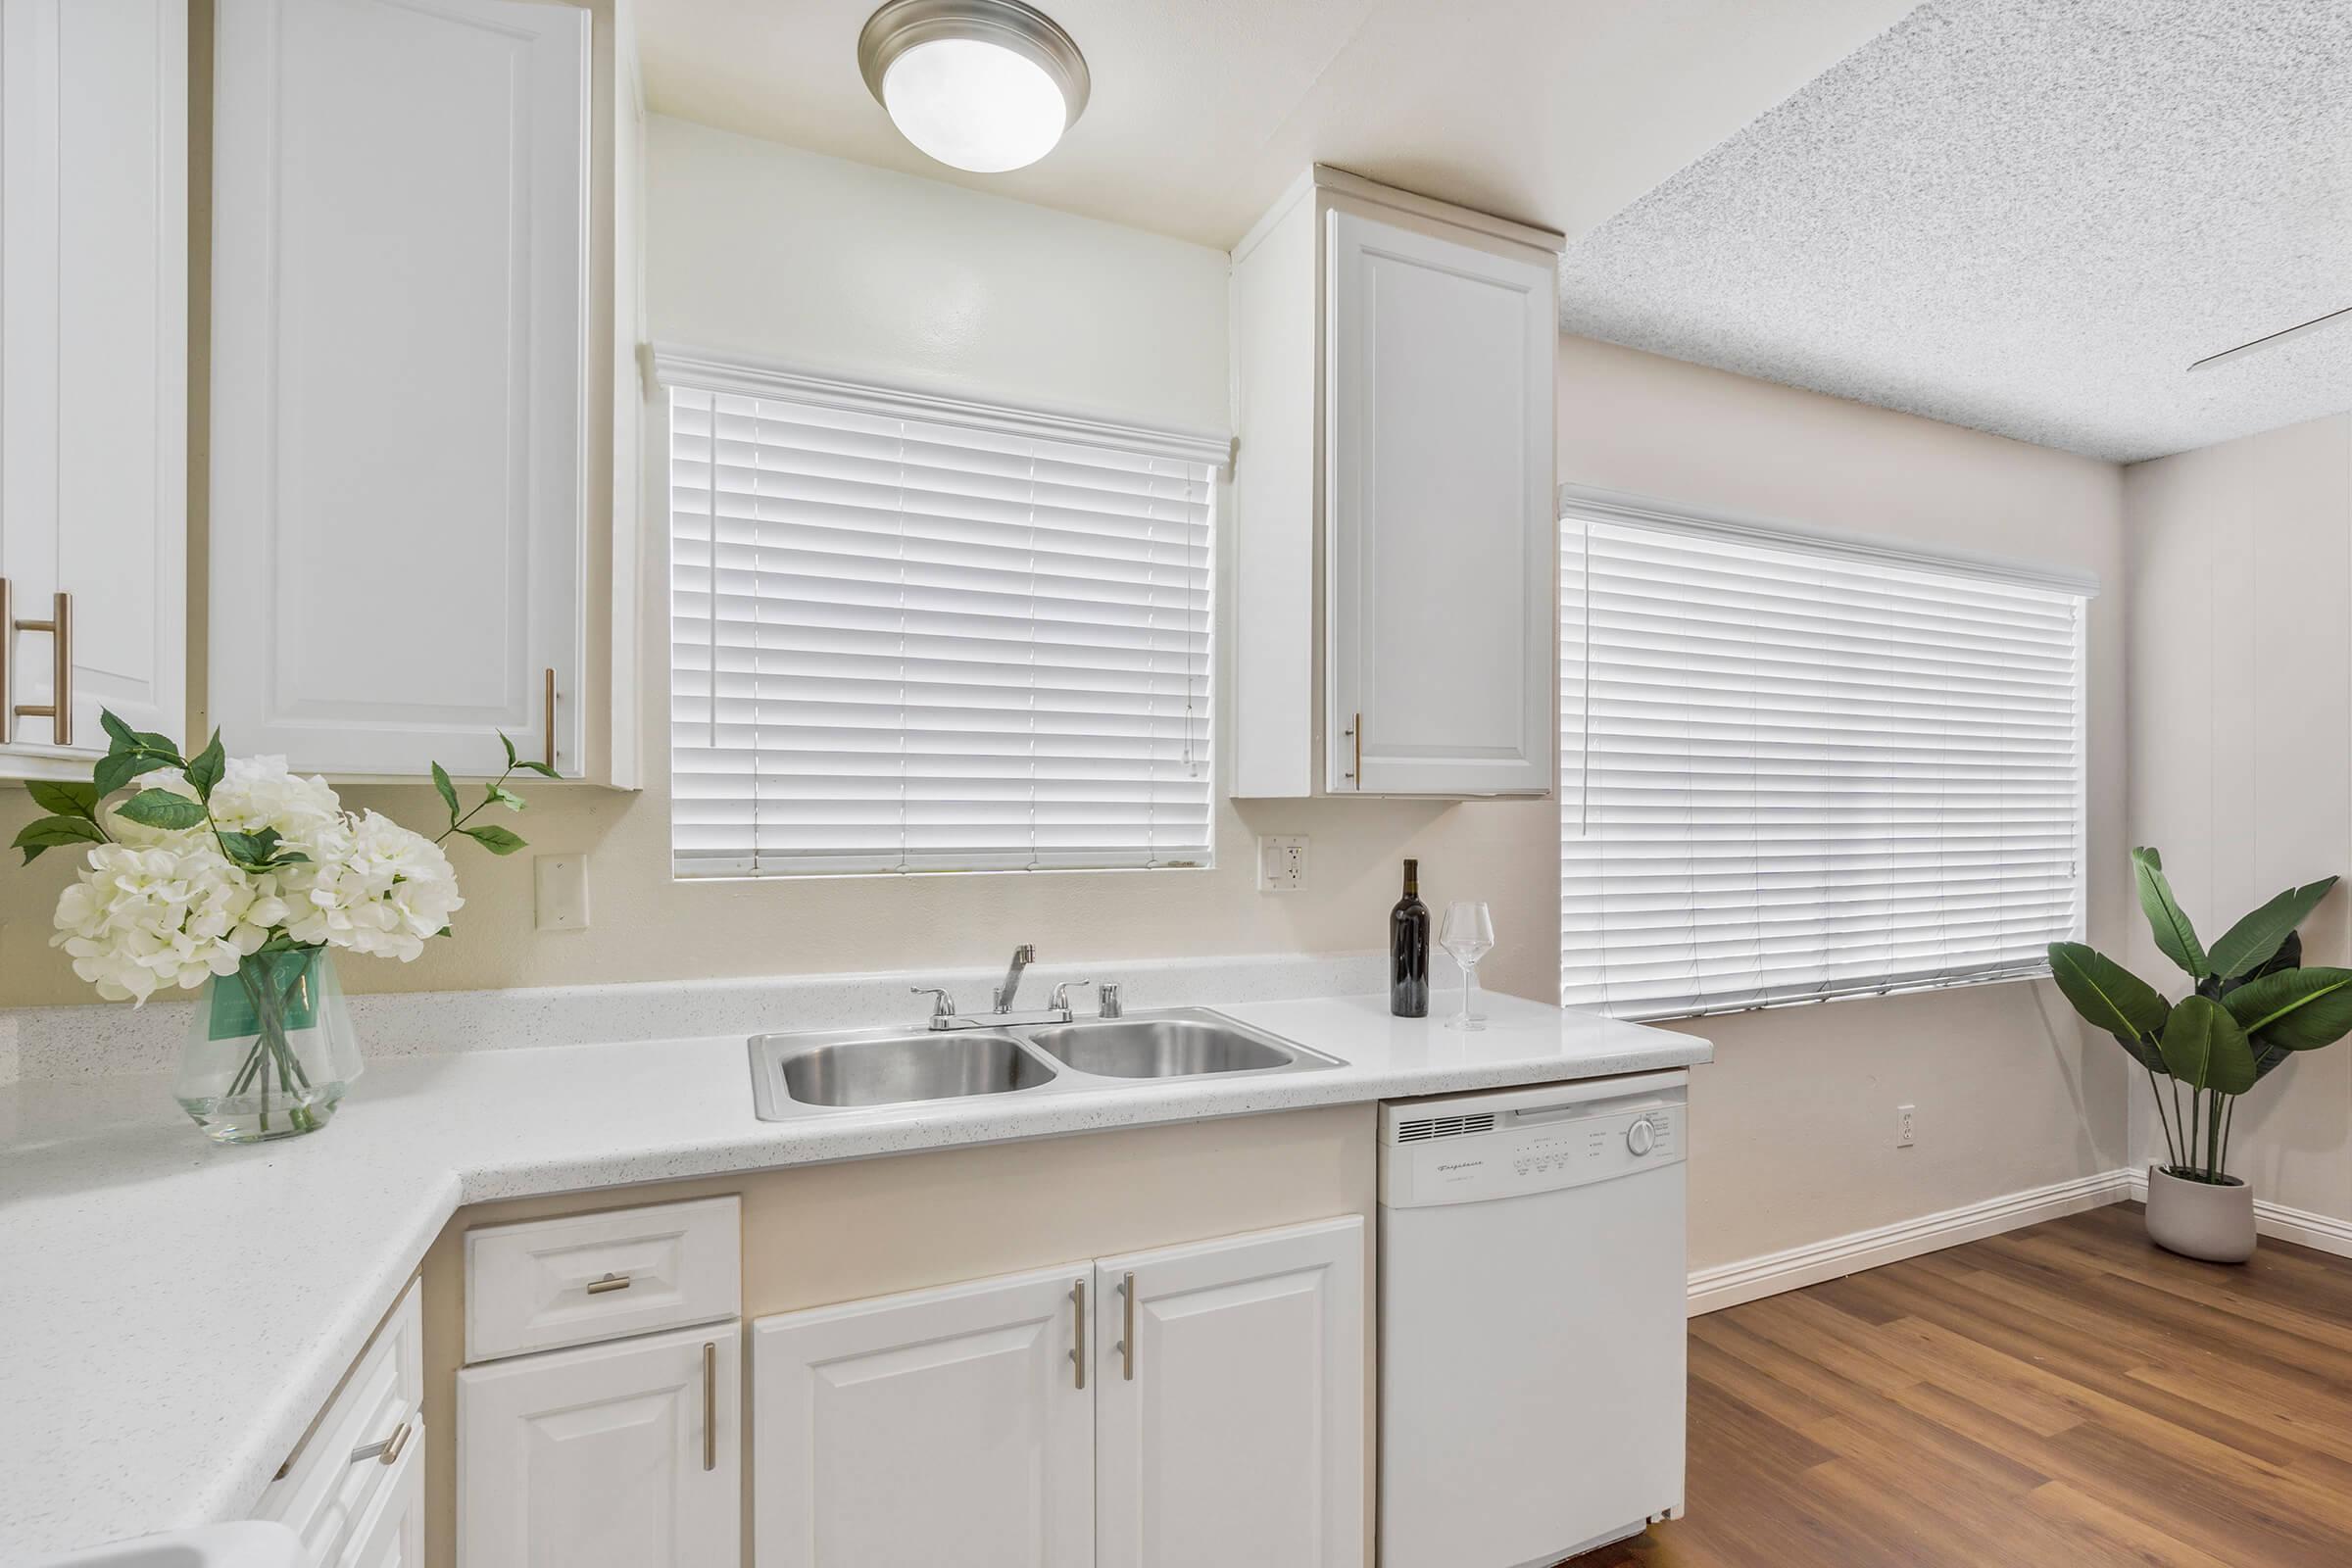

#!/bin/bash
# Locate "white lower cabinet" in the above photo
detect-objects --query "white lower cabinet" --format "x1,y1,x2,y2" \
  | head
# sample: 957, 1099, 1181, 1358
341, 1419, 424, 1568
752, 1265, 1095, 1568
1095, 1219, 1365, 1568
458, 1322, 741, 1568
751, 1217, 1364, 1568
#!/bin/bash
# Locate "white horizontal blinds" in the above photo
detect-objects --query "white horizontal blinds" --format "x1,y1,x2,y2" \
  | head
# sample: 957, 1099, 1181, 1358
1560, 511, 2087, 1021
669, 386, 1213, 877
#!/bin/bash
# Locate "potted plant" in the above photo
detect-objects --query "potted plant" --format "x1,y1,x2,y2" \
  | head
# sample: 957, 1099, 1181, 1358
12, 711, 552, 1144
2047, 848, 2352, 1261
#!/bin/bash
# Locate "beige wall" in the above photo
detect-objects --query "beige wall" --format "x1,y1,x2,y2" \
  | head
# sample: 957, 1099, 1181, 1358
1554, 338, 2134, 1270
0, 129, 2134, 1279
0, 121, 1551, 1008
2124, 414, 2352, 1225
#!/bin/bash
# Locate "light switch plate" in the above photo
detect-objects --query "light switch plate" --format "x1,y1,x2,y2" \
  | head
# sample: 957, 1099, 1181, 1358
1257, 835, 1308, 894
533, 855, 590, 932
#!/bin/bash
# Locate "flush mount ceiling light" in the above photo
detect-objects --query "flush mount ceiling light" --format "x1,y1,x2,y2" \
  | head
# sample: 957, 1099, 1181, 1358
858, 0, 1090, 174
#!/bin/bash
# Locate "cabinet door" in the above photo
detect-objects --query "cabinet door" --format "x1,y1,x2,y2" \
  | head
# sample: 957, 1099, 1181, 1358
0, 0, 186, 769
209, 0, 586, 777
458, 1324, 739, 1568
752, 1265, 1094, 1568
1325, 205, 1555, 796
1094, 1217, 1364, 1568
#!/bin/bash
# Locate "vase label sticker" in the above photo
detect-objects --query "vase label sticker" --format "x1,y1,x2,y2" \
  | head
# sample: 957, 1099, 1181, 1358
208, 952, 324, 1041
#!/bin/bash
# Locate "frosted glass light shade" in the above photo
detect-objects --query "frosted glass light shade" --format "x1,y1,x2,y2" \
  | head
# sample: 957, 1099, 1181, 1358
858, 1, 1090, 174
882, 37, 1067, 172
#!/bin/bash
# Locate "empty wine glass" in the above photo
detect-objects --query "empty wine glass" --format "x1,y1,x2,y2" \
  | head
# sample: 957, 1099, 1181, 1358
1439, 901, 1495, 1031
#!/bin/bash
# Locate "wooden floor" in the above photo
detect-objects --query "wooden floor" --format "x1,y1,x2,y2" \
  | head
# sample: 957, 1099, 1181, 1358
1571, 1203, 2352, 1567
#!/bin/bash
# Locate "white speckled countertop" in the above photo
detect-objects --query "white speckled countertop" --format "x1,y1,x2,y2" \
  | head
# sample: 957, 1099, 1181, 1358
0, 990, 1707, 1560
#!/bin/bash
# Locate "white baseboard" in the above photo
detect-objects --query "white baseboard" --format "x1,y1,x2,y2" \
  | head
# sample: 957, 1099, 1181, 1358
2122, 1170, 2352, 1261
1686, 1167, 2137, 1315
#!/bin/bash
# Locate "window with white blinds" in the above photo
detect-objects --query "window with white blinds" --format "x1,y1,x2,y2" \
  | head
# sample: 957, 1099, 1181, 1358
667, 382, 1215, 877
1560, 498, 2091, 1021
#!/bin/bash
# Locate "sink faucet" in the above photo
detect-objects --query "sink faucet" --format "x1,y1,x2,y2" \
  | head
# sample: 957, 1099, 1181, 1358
994, 944, 1037, 1012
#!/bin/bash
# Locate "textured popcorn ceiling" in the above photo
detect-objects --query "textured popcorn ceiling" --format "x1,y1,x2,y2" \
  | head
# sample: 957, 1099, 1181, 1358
1558, 0, 2352, 463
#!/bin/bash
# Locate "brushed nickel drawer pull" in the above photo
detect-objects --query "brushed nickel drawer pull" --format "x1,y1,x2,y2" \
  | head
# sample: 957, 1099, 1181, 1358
1071, 1278, 1087, 1391
701, 1341, 717, 1472
10, 590, 70, 746
1118, 1271, 1136, 1382
352, 1419, 412, 1467
585, 1272, 632, 1295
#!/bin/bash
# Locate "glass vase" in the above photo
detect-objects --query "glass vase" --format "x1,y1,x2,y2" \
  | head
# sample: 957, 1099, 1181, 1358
176, 947, 364, 1144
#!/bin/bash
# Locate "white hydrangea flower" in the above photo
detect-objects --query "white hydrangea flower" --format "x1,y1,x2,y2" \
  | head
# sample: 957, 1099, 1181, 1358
49, 842, 280, 1003
283, 810, 463, 962
209, 756, 344, 848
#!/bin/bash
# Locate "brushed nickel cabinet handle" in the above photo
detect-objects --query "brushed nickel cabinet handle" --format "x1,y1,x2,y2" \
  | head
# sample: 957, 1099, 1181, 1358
10, 591, 70, 746
1345, 710, 1360, 786
701, 1341, 717, 1472
352, 1418, 412, 1467
1119, 1271, 1136, 1382
585, 1272, 631, 1295
1071, 1278, 1087, 1391
543, 666, 557, 770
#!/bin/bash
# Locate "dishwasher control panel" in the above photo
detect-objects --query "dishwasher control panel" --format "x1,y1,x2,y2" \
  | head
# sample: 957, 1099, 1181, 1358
1382, 1093, 1685, 1208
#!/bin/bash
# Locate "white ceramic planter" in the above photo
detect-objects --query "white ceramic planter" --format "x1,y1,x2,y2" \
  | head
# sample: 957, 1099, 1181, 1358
2145, 1165, 2256, 1262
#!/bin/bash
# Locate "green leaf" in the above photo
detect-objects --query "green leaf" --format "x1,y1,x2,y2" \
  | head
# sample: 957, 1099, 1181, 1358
500, 730, 518, 768
12, 813, 106, 863
185, 731, 225, 802
94, 750, 162, 797
513, 759, 562, 780
2047, 942, 2172, 1046
2207, 878, 2338, 980
2159, 996, 2257, 1096
2222, 966, 2352, 1052
115, 788, 208, 831
2133, 847, 2207, 978
216, 828, 291, 868
484, 782, 525, 812
25, 779, 99, 819
98, 709, 178, 760
459, 823, 527, 856
431, 761, 461, 822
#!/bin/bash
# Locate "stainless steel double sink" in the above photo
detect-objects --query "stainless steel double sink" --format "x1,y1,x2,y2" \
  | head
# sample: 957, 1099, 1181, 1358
748, 1007, 1340, 1119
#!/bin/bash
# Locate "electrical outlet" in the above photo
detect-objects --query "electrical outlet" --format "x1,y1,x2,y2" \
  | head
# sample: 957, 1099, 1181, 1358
534, 855, 591, 932
1256, 835, 1308, 894
1896, 1103, 1917, 1149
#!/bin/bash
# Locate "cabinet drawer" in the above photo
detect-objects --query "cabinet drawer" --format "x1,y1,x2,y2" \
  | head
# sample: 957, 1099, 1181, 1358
254, 1279, 422, 1566
466, 1195, 740, 1362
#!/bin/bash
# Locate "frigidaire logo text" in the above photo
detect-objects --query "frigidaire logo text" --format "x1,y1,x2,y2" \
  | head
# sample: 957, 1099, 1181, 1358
1437, 1159, 1484, 1173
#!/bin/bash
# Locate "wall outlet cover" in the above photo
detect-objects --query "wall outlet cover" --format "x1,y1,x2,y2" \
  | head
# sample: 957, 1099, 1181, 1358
1256, 835, 1308, 894
533, 855, 591, 932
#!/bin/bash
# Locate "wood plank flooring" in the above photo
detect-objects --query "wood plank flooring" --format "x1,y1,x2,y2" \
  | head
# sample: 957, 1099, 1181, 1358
1570, 1203, 2352, 1567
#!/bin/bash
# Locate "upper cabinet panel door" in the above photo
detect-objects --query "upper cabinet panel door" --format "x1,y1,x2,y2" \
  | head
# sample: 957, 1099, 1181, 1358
210, 0, 587, 776
0, 0, 186, 772
1094, 1217, 1364, 1568
751, 1265, 1096, 1568
1324, 206, 1555, 796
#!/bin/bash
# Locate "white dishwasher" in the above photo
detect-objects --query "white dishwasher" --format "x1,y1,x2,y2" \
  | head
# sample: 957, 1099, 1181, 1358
1379, 1069, 1688, 1568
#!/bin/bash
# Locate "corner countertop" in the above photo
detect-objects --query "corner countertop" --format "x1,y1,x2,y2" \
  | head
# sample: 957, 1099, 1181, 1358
0, 991, 1707, 1560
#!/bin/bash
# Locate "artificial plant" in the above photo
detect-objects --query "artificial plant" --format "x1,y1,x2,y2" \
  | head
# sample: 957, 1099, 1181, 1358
2048, 848, 2352, 1185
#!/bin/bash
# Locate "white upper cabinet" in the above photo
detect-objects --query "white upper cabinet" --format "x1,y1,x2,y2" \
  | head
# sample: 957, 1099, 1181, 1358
1231, 167, 1561, 798
0, 0, 187, 775
1094, 1218, 1364, 1568
209, 0, 589, 778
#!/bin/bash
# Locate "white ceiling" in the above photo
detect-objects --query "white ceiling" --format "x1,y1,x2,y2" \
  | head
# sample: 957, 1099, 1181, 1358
635, 0, 1921, 250
1557, 0, 2352, 464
